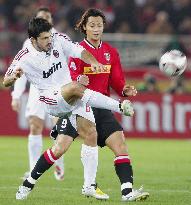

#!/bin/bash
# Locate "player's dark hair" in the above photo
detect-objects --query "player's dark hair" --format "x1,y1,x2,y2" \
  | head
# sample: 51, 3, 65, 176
28, 18, 52, 39
75, 8, 106, 35
36, 7, 51, 14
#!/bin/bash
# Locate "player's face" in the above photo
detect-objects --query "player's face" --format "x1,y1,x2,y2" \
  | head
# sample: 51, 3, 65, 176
36, 11, 53, 25
33, 31, 52, 52
84, 16, 104, 42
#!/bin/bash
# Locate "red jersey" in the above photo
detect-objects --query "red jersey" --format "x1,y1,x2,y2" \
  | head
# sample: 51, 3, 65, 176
69, 39, 125, 97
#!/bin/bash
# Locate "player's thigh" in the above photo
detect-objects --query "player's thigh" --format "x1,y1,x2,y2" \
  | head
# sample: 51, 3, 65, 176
50, 116, 78, 141
76, 116, 97, 146
105, 131, 128, 156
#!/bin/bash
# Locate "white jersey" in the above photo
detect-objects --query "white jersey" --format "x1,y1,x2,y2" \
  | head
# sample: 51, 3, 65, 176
7, 32, 84, 93
11, 75, 27, 99
11, 28, 66, 99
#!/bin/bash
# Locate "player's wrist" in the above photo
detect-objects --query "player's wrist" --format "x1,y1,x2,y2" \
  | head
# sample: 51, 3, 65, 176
122, 90, 127, 97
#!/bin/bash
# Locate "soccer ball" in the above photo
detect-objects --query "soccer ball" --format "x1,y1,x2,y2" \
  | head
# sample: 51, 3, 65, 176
159, 50, 187, 77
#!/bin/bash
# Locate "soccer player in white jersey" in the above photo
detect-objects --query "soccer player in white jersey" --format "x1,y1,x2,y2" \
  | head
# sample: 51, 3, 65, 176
11, 7, 65, 181
3, 18, 134, 200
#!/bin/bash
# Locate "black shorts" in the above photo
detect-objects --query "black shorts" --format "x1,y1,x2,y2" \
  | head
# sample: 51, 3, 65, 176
50, 108, 123, 147
92, 108, 123, 147
50, 116, 78, 140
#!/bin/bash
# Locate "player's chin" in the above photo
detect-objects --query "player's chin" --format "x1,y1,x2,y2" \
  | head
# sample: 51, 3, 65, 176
92, 34, 101, 40
44, 47, 51, 52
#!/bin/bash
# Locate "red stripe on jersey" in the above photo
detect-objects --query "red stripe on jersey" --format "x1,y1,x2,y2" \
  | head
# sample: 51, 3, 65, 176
15, 50, 25, 60
44, 150, 54, 164
86, 105, 91, 112
39, 99, 57, 105
39, 96, 57, 105
39, 96, 57, 103
15, 48, 29, 61
6, 68, 13, 75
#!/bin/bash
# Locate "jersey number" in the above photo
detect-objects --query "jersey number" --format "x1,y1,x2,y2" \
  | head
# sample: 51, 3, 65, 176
61, 119, 67, 129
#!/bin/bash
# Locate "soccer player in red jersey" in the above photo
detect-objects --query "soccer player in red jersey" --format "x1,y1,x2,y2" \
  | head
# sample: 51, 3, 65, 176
68, 8, 149, 201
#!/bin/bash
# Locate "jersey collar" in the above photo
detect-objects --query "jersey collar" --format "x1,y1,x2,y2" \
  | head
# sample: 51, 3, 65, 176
84, 38, 102, 49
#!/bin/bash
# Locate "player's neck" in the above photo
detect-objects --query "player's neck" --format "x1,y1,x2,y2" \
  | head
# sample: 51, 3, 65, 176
86, 38, 101, 49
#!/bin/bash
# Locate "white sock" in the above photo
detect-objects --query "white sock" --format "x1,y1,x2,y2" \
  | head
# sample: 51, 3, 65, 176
81, 89, 121, 113
55, 155, 64, 173
28, 134, 43, 172
27, 176, 36, 185
81, 144, 98, 187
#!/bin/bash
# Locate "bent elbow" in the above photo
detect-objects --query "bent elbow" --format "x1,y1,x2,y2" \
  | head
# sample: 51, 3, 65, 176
3, 81, 9, 87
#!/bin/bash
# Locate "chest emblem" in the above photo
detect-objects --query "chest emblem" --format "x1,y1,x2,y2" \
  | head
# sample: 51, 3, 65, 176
104, 52, 110, 62
70, 61, 77, 70
53, 50, 59, 58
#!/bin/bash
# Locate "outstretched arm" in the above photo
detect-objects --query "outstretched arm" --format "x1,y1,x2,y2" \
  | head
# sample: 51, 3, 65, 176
81, 49, 103, 72
59, 35, 103, 72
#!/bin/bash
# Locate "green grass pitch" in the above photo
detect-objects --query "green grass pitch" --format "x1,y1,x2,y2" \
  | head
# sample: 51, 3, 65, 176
0, 136, 191, 205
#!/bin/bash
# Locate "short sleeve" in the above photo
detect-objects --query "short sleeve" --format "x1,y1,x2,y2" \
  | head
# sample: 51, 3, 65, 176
58, 34, 84, 59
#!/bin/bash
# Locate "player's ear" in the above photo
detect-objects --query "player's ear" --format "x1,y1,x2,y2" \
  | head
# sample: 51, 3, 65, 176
83, 25, 86, 32
30, 37, 36, 44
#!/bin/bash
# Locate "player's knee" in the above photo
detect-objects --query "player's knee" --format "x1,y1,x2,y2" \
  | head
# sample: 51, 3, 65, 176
70, 81, 85, 96
61, 82, 84, 104
106, 133, 128, 155
52, 134, 72, 158
114, 142, 128, 156
28, 116, 43, 135
30, 124, 42, 134
61, 82, 78, 96
78, 125, 97, 146
81, 126, 97, 146
118, 142, 128, 153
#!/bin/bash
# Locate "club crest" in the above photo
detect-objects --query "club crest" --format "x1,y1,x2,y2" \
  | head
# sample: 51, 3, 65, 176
53, 50, 59, 58
70, 61, 77, 70
104, 52, 110, 61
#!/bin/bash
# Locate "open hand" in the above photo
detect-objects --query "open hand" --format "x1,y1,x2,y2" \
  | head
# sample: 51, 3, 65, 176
123, 85, 137, 96
91, 62, 104, 73
78, 75, 89, 86
11, 99, 21, 112
13, 68, 23, 80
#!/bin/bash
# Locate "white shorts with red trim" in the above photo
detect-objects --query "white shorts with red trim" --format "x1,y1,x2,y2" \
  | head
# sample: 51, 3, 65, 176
70, 100, 95, 128
39, 86, 95, 124
25, 84, 47, 120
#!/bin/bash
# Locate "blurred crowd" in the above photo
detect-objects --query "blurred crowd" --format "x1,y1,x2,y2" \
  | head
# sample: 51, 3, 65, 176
1, 0, 191, 35
137, 73, 191, 94
1, 0, 191, 93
